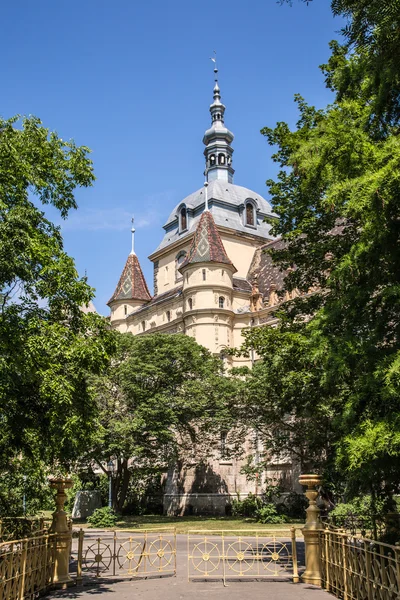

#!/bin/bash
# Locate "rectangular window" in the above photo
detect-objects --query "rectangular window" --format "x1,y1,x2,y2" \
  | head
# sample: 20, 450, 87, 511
220, 431, 227, 458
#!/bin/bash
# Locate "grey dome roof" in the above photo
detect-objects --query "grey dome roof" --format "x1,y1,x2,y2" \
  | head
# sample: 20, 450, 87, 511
154, 180, 277, 253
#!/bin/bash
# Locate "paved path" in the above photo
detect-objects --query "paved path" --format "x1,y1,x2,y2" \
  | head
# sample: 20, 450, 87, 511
48, 531, 333, 600
51, 578, 332, 600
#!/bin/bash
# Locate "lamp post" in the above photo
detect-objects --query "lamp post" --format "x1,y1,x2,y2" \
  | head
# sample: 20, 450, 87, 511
22, 475, 27, 515
107, 460, 114, 509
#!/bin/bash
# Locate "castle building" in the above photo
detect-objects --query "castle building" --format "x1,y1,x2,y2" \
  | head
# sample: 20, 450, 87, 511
107, 67, 297, 514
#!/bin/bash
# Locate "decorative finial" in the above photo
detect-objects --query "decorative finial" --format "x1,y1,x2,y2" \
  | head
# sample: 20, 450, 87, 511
204, 181, 209, 212
130, 216, 136, 255
210, 50, 218, 78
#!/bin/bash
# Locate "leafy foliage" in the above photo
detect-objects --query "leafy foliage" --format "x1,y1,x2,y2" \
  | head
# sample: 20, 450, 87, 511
85, 332, 240, 512
231, 494, 263, 518
87, 506, 118, 529
255, 504, 286, 524
235, 0, 400, 501
0, 115, 115, 469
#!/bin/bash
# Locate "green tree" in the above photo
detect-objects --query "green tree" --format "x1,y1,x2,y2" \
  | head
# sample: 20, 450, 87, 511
85, 333, 239, 512
238, 2, 400, 500
0, 115, 115, 470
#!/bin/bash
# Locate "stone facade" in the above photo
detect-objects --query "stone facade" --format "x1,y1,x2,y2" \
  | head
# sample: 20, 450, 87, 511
107, 69, 300, 514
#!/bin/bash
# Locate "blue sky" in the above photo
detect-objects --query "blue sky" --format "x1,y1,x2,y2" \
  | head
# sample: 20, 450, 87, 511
2, 0, 343, 314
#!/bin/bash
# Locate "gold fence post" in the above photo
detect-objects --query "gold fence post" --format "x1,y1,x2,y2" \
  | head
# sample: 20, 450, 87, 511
76, 529, 84, 585
364, 541, 373, 600
18, 539, 28, 600
340, 532, 349, 600
291, 527, 299, 583
324, 529, 330, 591
299, 474, 323, 587
49, 477, 73, 588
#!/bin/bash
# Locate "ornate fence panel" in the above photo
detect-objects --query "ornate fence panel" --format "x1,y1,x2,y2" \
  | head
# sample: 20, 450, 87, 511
320, 527, 400, 600
0, 533, 57, 600
187, 528, 299, 585
77, 529, 176, 580
0, 518, 47, 543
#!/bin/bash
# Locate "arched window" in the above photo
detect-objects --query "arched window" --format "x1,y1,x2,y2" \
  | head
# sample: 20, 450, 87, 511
188, 298, 193, 310
219, 296, 225, 309
166, 310, 171, 322
218, 153, 225, 165
180, 207, 187, 231
141, 321, 145, 332
245, 203, 255, 227
175, 251, 187, 281
210, 154, 216, 166
202, 269, 206, 281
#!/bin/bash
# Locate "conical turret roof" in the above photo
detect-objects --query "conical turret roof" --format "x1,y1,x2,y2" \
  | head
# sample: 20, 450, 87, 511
107, 253, 151, 305
180, 210, 236, 271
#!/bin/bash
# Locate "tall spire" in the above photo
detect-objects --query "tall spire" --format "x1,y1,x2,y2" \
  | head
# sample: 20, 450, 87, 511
203, 54, 234, 184
130, 216, 136, 255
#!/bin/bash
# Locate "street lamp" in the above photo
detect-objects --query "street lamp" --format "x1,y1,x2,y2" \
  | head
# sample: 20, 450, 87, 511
107, 460, 114, 509
22, 475, 27, 516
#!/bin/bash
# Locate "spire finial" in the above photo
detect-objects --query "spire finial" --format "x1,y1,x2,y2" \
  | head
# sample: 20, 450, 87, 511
204, 181, 209, 212
210, 50, 218, 77
130, 216, 136, 255
210, 51, 220, 101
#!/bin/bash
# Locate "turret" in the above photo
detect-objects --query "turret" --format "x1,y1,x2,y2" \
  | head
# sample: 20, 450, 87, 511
179, 197, 236, 352
107, 219, 151, 331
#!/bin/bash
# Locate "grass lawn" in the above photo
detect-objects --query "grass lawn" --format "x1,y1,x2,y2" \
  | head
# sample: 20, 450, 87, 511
71, 514, 305, 534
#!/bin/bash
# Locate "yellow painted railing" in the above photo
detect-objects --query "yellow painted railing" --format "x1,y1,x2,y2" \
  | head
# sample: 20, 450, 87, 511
76, 528, 177, 580
0, 533, 57, 600
187, 528, 299, 585
0, 518, 47, 542
320, 527, 400, 599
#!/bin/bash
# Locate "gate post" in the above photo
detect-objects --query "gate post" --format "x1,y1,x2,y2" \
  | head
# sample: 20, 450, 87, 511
49, 477, 73, 587
299, 474, 323, 586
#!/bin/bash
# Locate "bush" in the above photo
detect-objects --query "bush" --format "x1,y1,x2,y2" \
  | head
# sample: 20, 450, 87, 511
87, 507, 118, 529
277, 492, 308, 520
232, 494, 263, 518
255, 504, 286, 524
329, 495, 387, 536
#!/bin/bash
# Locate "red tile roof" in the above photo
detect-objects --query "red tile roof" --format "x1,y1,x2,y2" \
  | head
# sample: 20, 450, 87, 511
180, 210, 236, 270
107, 253, 151, 305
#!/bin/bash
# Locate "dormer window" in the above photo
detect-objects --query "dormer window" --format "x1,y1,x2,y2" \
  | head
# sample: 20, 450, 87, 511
180, 207, 187, 231
245, 202, 256, 227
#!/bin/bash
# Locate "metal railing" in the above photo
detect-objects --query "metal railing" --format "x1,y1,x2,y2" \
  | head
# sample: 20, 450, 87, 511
187, 528, 299, 585
76, 528, 176, 580
0, 533, 57, 599
320, 527, 400, 599
0, 517, 48, 542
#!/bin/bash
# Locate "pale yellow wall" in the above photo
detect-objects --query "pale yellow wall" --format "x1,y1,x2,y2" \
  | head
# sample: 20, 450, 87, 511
154, 242, 191, 293
220, 233, 262, 279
